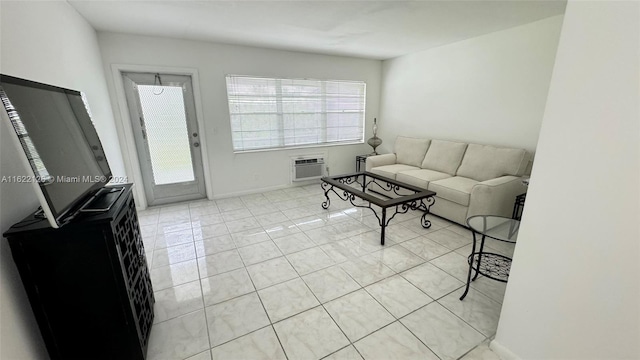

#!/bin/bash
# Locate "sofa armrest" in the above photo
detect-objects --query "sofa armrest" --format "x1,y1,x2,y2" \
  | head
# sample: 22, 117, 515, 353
467, 176, 528, 218
365, 154, 397, 171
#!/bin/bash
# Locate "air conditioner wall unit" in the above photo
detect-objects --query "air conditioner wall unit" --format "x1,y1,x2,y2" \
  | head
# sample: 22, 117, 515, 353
291, 155, 325, 182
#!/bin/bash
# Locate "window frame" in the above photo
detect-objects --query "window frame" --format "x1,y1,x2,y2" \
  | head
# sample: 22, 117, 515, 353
225, 74, 367, 153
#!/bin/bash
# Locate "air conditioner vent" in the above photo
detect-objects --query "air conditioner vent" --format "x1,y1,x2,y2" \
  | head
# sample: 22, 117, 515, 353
291, 156, 325, 182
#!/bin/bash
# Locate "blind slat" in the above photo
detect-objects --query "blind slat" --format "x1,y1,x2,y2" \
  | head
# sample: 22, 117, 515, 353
226, 75, 366, 152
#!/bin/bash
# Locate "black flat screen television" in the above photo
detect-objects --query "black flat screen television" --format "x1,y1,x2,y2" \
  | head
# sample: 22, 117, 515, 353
1, 74, 112, 228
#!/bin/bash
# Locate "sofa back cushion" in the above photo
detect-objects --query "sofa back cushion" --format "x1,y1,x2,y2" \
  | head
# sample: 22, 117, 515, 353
421, 140, 468, 175
456, 144, 528, 181
395, 136, 431, 167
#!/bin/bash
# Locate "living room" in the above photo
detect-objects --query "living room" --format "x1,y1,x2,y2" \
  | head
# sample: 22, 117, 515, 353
1, 1, 637, 360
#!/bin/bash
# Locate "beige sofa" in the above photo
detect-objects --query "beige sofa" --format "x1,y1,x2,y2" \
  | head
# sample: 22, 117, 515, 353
365, 136, 530, 225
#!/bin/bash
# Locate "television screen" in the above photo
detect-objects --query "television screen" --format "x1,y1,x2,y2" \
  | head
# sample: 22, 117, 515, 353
0, 74, 112, 228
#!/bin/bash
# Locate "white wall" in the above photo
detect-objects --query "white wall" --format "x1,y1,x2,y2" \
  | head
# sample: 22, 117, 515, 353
97, 33, 381, 200
493, 1, 639, 359
0, 2, 123, 358
378, 15, 564, 153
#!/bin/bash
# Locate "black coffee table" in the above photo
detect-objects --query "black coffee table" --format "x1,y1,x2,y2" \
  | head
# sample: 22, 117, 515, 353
320, 172, 436, 245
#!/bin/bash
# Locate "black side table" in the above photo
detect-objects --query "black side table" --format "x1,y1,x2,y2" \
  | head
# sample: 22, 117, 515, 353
356, 154, 374, 172
512, 193, 526, 220
460, 215, 519, 300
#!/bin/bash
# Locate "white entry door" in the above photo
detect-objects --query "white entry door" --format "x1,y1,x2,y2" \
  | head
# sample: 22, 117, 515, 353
123, 72, 206, 206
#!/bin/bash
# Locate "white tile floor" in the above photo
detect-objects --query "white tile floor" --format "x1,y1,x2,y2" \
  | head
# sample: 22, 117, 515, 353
138, 184, 512, 360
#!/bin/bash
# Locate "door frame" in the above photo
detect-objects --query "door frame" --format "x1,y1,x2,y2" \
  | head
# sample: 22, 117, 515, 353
110, 64, 214, 209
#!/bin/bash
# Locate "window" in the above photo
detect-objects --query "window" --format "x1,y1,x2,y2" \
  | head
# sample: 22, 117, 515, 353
225, 75, 366, 152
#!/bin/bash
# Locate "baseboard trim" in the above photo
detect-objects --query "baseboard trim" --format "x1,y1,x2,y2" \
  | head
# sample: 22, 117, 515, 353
490, 339, 522, 360
212, 180, 321, 200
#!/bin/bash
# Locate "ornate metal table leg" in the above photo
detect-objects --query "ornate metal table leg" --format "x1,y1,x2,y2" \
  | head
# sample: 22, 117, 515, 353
421, 211, 432, 229
321, 182, 331, 209
460, 231, 479, 300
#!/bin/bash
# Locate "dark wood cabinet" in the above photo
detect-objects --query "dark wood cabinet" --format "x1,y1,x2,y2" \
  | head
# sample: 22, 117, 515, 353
3, 184, 154, 360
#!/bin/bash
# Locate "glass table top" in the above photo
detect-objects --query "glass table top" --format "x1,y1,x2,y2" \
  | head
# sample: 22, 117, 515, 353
466, 215, 519, 243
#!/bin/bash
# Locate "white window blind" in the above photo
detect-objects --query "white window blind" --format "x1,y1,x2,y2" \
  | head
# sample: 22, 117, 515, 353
225, 75, 366, 152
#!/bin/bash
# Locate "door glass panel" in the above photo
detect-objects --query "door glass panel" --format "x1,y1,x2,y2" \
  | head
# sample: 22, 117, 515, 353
137, 85, 195, 185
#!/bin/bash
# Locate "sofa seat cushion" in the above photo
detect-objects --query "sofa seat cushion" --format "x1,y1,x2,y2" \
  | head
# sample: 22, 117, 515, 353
395, 136, 431, 167
428, 176, 479, 206
456, 144, 528, 182
396, 169, 452, 189
421, 139, 468, 175
370, 164, 420, 179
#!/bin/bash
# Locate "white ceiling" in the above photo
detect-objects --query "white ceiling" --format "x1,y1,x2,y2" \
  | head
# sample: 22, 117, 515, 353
69, 0, 566, 60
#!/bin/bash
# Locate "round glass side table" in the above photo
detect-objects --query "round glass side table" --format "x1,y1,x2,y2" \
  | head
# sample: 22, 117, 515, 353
459, 215, 520, 300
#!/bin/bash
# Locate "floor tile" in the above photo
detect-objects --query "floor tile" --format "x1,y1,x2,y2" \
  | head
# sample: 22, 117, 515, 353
185, 350, 212, 360
439, 288, 502, 337
258, 278, 320, 322
401, 302, 485, 360
370, 245, 425, 272
349, 231, 394, 253
255, 211, 290, 226
332, 220, 373, 238
286, 247, 335, 275
383, 223, 421, 243
221, 208, 253, 222
353, 321, 439, 360
305, 225, 348, 245
365, 275, 432, 318
197, 249, 244, 278
302, 266, 361, 303
189, 204, 220, 217
339, 254, 395, 287
323, 345, 364, 360
152, 243, 197, 268
470, 276, 508, 304
231, 228, 271, 248
216, 197, 246, 212
210, 326, 287, 360
194, 234, 236, 257
274, 307, 350, 360
147, 310, 209, 360
138, 213, 159, 226
264, 220, 302, 239
154, 229, 194, 249
246, 256, 299, 290
150, 259, 200, 291
157, 221, 192, 236
292, 215, 328, 231
402, 236, 452, 260
320, 239, 368, 263
401, 263, 464, 299
153, 281, 204, 323
273, 232, 316, 254
282, 204, 321, 221
237, 240, 283, 266
205, 292, 271, 347
426, 228, 472, 250
191, 214, 225, 228
446, 224, 473, 238
225, 217, 261, 234
193, 224, 229, 241
158, 210, 191, 224
324, 289, 395, 342
430, 251, 471, 281
458, 341, 501, 360
201, 268, 254, 306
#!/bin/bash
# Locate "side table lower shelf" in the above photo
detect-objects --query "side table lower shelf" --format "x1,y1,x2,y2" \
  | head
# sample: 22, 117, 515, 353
467, 252, 512, 282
